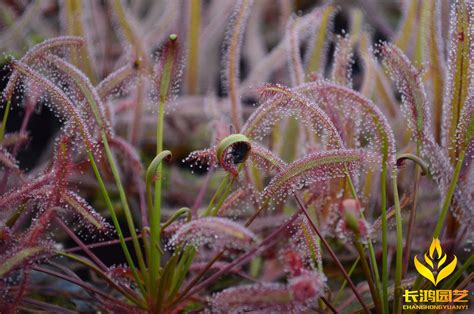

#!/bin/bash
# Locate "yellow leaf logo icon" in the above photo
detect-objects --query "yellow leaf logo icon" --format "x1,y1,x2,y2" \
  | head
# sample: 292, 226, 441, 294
414, 238, 457, 286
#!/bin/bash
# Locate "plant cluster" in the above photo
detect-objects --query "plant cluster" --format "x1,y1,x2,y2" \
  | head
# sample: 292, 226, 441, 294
0, 0, 472, 313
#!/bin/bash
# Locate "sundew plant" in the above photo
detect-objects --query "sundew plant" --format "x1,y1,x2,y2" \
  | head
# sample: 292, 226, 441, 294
0, 0, 472, 313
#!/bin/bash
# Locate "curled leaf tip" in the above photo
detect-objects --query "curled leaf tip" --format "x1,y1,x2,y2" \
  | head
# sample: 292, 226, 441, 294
216, 134, 251, 176
396, 153, 429, 176
146, 150, 172, 186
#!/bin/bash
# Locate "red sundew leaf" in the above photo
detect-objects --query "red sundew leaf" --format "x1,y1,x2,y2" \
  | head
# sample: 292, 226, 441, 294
222, 0, 254, 131
3, 36, 84, 101
0, 173, 51, 208
425, 0, 446, 143
210, 283, 294, 312
305, 4, 336, 75
358, 33, 400, 118
331, 35, 354, 88
109, 0, 149, 70
0, 0, 45, 53
394, 0, 418, 53
60, 0, 97, 83
286, 15, 305, 86
10, 61, 96, 152
247, 142, 286, 173
239, 6, 324, 95
261, 149, 365, 202
43, 54, 112, 137
168, 217, 256, 251
152, 34, 183, 105
47, 137, 74, 205
242, 84, 344, 149
0, 245, 50, 277
218, 188, 251, 217
0, 147, 20, 172
380, 43, 473, 222
421, 139, 472, 226
288, 216, 322, 270
297, 81, 396, 167
380, 42, 432, 147
210, 271, 326, 312
358, 32, 377, 97
96, 63, 138, 100
456, 88, 474, 155
442, 0, 473, 159
60, 191, 110, 231
381, 41, 473, 225
0, 132, 29, 148
27, 205, 69, 245
183, 147, 217, 172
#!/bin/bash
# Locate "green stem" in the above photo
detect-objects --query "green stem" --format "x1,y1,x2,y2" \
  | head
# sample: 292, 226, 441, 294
392, 170, 403, 314
334, 256, 360, 304
150, 35, 176, 298
211, 178, 234, 216
186, 0, 200, 94
346, 171, 383, 312
294, 195, 370, 313
65, 0, 97, 83
111, 0, 146, 66
380, 163, 389, 314
433, 151, 465, 238
0, 100, 11, 142
306, 208, 323, 272
354, 240, 382, 313
439, 253, 474, 289
59, 251, 145, 307
88, 152, 146, 295
102, 133, 148, 289
161, 207, 192, 231
411, 152, 465, 293
203, 175, 229, 217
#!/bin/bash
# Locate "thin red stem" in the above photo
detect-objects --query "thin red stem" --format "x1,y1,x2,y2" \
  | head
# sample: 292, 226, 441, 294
55, 217, 108, 271
293, 194, 370, 314
22, 297, 77, 314
65, 234, 140, 253
170, 212, 300, 308
32, 266, 123, 303
320, 296, 337, 314
191, 169, 213, 216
